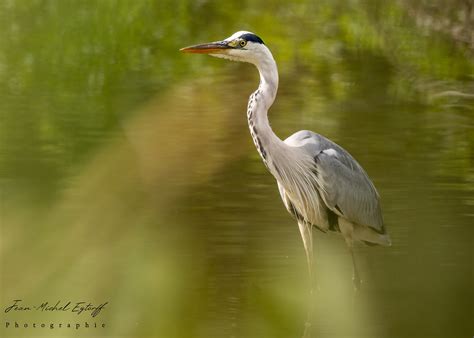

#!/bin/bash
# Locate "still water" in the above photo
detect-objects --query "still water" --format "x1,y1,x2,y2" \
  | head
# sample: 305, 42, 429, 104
1, 1, 472, 337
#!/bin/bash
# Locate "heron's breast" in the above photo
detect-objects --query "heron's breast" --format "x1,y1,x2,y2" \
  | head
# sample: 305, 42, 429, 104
282, 184, 330, 231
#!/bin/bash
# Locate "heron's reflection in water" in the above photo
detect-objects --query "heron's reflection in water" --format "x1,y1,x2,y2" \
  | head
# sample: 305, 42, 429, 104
291, 249, 375, 338
301, 307, 314, 338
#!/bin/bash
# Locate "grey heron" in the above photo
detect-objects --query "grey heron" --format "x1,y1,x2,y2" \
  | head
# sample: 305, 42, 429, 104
181, 31, 391, 290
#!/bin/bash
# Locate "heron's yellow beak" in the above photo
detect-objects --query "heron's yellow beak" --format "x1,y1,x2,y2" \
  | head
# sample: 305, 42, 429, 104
180, 41, 232, 54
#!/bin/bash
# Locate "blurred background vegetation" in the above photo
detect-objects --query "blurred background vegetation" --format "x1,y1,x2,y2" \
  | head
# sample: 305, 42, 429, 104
0, 0, 472, 337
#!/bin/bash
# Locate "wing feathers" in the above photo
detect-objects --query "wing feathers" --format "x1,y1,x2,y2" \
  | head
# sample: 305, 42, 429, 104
284, 130, 385, 234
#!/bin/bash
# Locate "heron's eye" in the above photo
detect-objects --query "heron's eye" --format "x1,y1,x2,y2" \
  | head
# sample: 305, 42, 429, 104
239, 40, 247, 47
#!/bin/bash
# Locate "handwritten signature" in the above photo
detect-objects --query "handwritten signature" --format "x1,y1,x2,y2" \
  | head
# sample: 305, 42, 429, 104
4, 300, 108, 318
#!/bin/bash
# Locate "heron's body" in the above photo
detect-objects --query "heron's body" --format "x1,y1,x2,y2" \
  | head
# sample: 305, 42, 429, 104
181, 31, 391, 288
279, 130, 385, 237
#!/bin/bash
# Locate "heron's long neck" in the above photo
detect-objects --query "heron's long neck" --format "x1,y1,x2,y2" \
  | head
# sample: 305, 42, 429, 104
247, 55, 287, 168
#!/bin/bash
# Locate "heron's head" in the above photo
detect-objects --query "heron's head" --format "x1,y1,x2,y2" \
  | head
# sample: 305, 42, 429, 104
180, 31, 269, 65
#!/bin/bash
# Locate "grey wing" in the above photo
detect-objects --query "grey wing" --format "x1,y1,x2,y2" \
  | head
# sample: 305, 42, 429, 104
284, 130, 385, 234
